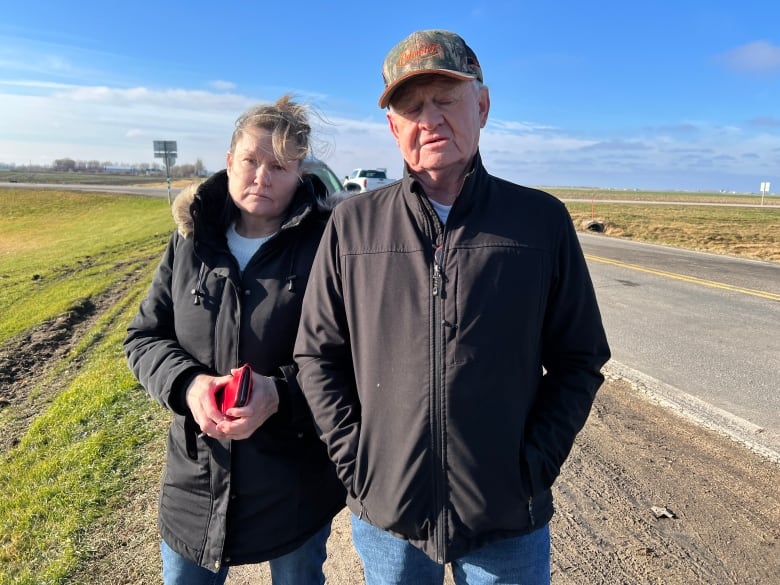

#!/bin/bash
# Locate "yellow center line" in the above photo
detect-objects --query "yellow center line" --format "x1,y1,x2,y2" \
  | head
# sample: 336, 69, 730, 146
585, 254, 780, 302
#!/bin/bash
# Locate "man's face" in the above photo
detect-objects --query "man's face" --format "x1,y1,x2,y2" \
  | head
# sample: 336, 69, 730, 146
387, 76, 489, 177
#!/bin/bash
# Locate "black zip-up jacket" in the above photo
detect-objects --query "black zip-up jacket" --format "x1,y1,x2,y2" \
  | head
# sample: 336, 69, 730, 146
124, 170, 345, 572
295, 152, 610, 563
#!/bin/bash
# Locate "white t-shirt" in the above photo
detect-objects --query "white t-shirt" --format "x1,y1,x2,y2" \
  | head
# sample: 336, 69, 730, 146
428, 197, 453, 225
227, 222, 274, 272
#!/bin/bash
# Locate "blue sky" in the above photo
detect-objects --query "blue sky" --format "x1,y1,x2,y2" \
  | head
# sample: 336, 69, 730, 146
1, 1, 779, 193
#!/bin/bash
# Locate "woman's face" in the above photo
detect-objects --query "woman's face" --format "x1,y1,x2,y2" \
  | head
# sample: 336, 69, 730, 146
226, 127, 300, 233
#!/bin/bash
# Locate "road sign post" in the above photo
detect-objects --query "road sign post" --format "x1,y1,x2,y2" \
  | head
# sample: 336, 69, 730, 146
760, 181, 771, 206
153, 140, 178, 204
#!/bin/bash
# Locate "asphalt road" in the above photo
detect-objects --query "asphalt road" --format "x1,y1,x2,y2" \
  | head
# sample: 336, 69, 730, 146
1, 181, 170, 198
580, 232, 780, 459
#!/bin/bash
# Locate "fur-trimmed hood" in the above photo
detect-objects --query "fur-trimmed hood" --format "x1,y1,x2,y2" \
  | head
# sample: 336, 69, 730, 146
171, 180, 203, 238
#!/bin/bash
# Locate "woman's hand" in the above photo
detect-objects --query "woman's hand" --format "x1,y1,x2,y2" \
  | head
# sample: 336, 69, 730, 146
216, 371, 280, 440
185, 373, 233, 439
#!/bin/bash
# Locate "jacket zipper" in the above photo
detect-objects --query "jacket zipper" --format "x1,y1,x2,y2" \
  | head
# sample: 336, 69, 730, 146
432, 245, 443, 298
431, 242, 446, 562
214, 270, 242, 371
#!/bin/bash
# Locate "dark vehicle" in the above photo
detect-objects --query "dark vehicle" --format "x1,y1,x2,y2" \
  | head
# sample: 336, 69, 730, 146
302, 158, 355, 205
302, 158, 346, 196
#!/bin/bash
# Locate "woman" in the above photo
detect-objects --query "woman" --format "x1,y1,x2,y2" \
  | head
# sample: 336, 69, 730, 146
124, 96, 345, 584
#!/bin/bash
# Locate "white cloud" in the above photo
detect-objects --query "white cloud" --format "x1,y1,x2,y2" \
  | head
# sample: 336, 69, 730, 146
719, 40, 780, 75
51, 85, 250, 111
209, 80, 236, 91
0, 84, 248, 169
0, 79, 777, 192
487, 119, 559, 133
43, 55, 74, 73
314, 116, 401, 178
476, 118, 780, 191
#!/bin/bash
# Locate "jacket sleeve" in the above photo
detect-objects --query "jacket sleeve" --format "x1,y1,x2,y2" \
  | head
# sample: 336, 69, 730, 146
294, 217, 360, 491
524, 210, 611, 495
274, 363, 317, 432
124, 232, 209, 415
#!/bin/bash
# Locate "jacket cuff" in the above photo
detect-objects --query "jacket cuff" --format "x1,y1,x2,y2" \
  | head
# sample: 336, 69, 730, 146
273, 374, 289, 418
274, 364, 313, 431
169, 369, 203, 415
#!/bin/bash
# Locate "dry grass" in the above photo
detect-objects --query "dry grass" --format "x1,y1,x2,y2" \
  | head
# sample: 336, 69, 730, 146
547, 187, 779, 206
566, 202, 780, 263
132, 178, 196, 189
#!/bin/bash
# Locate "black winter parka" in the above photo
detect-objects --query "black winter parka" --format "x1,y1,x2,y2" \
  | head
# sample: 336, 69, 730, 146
124, 170, 345, 572
295, 152, 611, 563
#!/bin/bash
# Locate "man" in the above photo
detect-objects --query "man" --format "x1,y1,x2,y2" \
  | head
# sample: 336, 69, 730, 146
295, 29, 611, 584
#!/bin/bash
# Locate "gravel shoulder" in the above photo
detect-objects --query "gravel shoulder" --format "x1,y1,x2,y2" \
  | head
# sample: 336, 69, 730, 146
227, 374, 780, 585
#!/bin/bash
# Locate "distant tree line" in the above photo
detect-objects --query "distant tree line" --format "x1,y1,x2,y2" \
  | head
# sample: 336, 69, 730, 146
2, 158, 208, 177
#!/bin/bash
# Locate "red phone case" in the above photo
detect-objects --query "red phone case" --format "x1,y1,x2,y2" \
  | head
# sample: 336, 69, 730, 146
216, 364, 253, 414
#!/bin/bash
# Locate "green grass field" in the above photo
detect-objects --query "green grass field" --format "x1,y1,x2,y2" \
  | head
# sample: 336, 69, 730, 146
0, 185, 777, 583
0, 188, 173, 584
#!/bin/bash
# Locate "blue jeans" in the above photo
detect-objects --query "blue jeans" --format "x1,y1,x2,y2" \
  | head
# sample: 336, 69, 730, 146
351, 514, 550, 585
160, 522, 331, 585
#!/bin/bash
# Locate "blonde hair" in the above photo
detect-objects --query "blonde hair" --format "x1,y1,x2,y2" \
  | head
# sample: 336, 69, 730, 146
229, 94, 311, 163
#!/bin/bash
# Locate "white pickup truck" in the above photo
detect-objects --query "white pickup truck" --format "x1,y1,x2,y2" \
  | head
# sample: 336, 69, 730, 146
343, 168, 392, 193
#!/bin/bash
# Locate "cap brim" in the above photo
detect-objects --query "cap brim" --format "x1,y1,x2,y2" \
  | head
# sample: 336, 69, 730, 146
378, 69, 477, 109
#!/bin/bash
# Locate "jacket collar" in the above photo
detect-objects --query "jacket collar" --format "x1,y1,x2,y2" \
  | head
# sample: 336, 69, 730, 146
172, 169, 329, 240
401, 150, 487, 220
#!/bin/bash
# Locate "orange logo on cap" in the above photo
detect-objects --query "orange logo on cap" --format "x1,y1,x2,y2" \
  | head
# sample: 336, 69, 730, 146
397, 42, 443, 68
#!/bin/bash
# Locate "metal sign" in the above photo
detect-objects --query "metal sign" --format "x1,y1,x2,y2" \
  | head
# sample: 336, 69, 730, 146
153, 141, 178, 169
153, 140, 178, 203
153, 140, 178, 157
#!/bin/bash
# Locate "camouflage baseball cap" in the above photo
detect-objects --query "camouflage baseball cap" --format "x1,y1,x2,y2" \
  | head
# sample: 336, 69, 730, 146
379, 30, 483, 108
